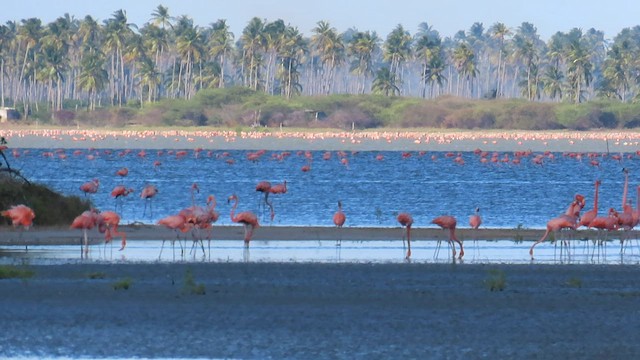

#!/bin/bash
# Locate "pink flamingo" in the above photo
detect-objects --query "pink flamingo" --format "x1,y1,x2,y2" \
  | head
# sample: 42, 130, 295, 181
255, 181, 272, 218
589, 208, 620, 259
397, 212, 413, 259
80, 178, 99, 197
70, 209, 100, 256
333, 201, 346, 246
140, 184, 158, 218
157, 214, 191, 258
98, 210, 127, 250
1, 204, 35, 250
618, 169, 636, 250
432, 215, 464, 260
469, 207, 482, 229
228, 194, 259, 246
578, 180, 601, 228
267, 180, 287, 221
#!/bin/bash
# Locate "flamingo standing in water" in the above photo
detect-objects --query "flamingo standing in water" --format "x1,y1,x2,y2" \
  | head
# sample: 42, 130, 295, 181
529, 196, 585, 259
333, 201, 346, 246
111, 185, 134, 212
589, 208, 620, 259
98, 210, 127, 250
157, 214, 191, 258
397, 212, 413, 259
432, 215, 464, 260
80, 178, 99, 197
618, 169, 636, 251
267, 180, 287, 221
1, 204, 35, 250
228, 194, 259, 246
469, 207, 482, 230
578, 180, 601, 228
140, 184, 158, 218
255, 181, 272, 217
70, 209, 100, 256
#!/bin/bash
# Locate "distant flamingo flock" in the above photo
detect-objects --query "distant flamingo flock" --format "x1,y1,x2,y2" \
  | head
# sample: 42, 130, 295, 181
2, 128, 640, 261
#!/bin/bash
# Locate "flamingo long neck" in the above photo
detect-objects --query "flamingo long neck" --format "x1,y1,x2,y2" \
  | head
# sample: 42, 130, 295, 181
594, 181, 599, 212
622, 171, 629, 209
230, 198, 238, 222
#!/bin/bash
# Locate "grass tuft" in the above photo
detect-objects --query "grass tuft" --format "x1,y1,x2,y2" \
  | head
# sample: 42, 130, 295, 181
183, 268, 206, 295
484, 269, 506, 292
0, 265, 34, 279
112, 277, 132, 290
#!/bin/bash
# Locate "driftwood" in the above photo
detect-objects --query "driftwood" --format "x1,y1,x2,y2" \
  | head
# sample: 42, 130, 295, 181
0, 136, 31, 185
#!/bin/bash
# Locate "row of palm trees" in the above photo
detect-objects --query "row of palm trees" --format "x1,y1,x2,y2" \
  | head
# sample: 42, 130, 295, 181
2, 5, 640, 117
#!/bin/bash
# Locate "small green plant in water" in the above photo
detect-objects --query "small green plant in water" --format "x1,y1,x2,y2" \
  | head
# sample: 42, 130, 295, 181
374, 207, 383, 224
87, 272, 106, 279
566, 277, 582, 288
112, 277, 132, 290
484, 269, 506, 292
183, 268, 206, 295
0, 265, 34, 279
513, 224, 524, 243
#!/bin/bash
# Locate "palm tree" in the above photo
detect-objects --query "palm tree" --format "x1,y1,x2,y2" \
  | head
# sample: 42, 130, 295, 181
489, 22, 511, 97
240, 17, 266, 91
383, 24, 412, 94
414, 26, 445, 98
565, 33, 593, 103
150, 5, 173, 30
372, 66, 399, 96
512, 35, 539, 101
103, 10, 136, 106
277, 25, 307, 98
137, 58, 160, 104
452, 42, 478, 97
347, 30, 380, 94
209, 19, 234, 88
175, 17, 205, 99
77, 49, 108, 110
311, 20, 344, 95
542, 65, 564, 101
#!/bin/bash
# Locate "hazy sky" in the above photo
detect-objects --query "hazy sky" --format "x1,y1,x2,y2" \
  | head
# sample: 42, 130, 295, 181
3, 0, 639, 41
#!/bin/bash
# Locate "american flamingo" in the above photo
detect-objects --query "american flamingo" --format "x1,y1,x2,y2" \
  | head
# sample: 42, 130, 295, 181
267, 180, 287, 221
80, 178, 99, 197
1, 204, 35, 250
228, 194, 259, 246
116, 167, 128, 177
578, 180, 601, 228
70, 209, 100, 256
157, 214, 191, 258
397, 212, 413, 259
255, 181, 272, 218
529, 213, 579, 260
333, 201, 346, 246
618, 169, 636, 250
469, 207, 481, 229
589, 208, 620, 259
469, 207, 482, 256
98, 210, 127, 250
432, 215, 465, 260
528, 196, 585, 260
140, 184, 158, 218
111, 185, 134, 211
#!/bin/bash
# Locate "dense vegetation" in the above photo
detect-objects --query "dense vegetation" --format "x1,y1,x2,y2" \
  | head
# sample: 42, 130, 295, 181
20, 87, 640, 131
0, 139, 90, 226
3, 6, 640, 117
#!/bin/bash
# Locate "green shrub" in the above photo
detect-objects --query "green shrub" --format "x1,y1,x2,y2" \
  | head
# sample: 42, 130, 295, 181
484, 269, 506, 292
0, 265, 34, 279
112, 277, 132, 290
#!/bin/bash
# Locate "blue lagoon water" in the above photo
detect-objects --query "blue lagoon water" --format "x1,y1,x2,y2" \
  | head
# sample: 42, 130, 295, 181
10, 148, 639, 230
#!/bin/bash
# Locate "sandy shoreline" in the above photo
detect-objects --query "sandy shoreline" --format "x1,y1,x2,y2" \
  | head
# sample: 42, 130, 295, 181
2, 127, 640, 152
1, 224, 639, 246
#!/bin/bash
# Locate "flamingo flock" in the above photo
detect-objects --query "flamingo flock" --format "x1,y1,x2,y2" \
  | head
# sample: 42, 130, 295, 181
3, 135, 640, 261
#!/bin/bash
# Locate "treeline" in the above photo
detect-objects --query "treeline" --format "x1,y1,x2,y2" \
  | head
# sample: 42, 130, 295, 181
4, 5, 640, 120
44, 87, 640, 131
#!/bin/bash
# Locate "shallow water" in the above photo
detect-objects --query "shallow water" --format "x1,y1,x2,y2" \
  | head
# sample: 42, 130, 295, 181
2, 239, 640, 265
9, 148, 640, 230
